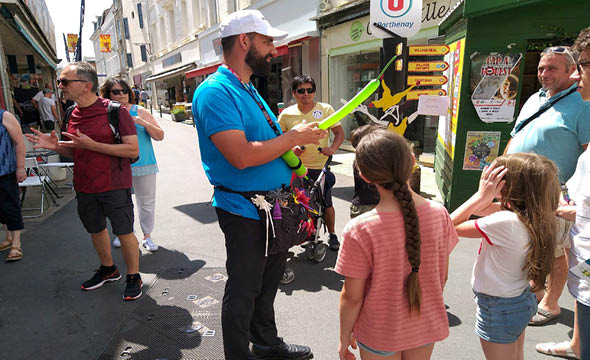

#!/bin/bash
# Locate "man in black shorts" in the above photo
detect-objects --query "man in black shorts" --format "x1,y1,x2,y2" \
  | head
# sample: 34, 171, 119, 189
26, 62, 142, 301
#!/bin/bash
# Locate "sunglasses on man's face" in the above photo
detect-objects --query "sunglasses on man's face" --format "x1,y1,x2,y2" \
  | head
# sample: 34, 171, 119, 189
57, 79, 88, 86
296, 88, 315, 94
110, 89, 129, 95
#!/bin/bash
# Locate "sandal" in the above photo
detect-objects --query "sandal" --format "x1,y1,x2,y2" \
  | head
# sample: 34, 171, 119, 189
6, 247, 23, 262
0, 240, 12, 251
536, 341, 580, 359
529, 307, 560, 325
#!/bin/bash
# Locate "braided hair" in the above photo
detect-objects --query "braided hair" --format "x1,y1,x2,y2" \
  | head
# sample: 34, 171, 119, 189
356, 129, 422, 314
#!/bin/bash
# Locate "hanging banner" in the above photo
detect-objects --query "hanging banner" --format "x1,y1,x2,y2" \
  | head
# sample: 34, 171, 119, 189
100, 34, 112, 53
370, 0, 423, 39
67, 34, 78, 53
470, 53, 522, 123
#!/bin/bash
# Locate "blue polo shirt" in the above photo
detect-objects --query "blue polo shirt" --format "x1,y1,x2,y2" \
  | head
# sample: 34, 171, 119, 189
509, 84, 590, 182
192, 66, 291, 220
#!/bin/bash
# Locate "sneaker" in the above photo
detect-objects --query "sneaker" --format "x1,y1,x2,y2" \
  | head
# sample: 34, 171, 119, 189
252, 340, 313, 359
123, 273, 143, 301
112, 237, 121, 248
328, 233, 340, 251
81, 265, 121, 290
141, 237, 158, 252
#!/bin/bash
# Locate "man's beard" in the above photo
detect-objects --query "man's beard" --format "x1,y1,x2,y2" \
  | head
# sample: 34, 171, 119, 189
245, 46, 272, 76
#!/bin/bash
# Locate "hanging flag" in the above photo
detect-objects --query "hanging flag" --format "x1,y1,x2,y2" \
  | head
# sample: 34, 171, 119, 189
63, 34, 71, 62
74, 0, 85, 61
66, 34, 79, 53
100, 34, 112, 53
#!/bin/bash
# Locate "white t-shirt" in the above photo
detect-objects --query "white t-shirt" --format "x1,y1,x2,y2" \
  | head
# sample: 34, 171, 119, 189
33, 91, 57, 103
38, 97, 55, 121
567, 148, 590, 306
472, 211, 531, 297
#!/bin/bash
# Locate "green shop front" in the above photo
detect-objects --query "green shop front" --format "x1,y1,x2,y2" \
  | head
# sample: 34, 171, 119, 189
434, 0, 590, 211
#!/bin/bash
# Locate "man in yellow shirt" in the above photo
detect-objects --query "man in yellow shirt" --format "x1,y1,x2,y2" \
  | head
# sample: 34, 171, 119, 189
279, 75, 344, 250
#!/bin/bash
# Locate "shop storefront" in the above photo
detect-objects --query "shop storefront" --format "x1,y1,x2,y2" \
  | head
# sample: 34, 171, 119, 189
435, 0, 589, 211
0, 0, 58, 122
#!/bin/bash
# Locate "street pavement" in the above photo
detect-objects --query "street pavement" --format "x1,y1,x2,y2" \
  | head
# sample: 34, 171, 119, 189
0, 115, 576, 359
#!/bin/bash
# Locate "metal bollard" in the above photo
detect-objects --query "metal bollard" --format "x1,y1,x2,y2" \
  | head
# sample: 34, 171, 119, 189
159, 105, 162, 118
150, 103, 153, 115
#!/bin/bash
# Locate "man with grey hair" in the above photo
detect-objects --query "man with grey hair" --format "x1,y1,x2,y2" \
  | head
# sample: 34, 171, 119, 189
505, 46, 590, 326
26, 62, 142, 301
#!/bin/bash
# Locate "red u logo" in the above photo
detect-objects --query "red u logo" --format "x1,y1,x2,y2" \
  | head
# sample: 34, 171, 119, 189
388, 0, 404, 11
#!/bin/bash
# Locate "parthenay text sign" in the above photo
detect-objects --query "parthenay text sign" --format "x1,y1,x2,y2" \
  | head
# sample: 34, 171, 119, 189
370, 0, 423, 38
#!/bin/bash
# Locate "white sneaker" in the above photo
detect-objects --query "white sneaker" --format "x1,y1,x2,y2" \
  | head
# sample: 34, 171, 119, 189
112, 237, 121, 248
141, 237, 158, 252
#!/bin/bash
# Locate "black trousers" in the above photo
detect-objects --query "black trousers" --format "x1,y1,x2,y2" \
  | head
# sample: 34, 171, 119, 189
215, 208, 288, 360
0, 172, 24, 231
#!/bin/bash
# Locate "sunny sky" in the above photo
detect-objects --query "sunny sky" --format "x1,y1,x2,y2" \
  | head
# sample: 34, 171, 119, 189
45, 0, 111, 65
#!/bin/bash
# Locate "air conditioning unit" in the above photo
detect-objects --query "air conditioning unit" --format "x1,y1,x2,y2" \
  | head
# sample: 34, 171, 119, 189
318, 0, 332, 12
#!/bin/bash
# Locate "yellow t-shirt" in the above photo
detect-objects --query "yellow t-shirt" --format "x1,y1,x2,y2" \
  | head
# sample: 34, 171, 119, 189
278, 102, 339, 169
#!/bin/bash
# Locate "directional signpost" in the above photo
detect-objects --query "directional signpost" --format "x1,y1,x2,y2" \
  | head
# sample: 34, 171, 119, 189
408, 61, 449, 72
407, 75, 448, 86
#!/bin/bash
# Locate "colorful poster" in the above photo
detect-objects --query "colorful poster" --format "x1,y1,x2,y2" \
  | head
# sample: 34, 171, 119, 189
100, 34, 112, 53
67, 34, 78, 53
471, 53, 522, 123
463, 131, 501, 170
437, 38, 465, 159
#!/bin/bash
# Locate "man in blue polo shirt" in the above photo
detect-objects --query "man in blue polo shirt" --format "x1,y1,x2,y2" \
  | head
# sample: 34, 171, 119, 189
192, 10, 325, 360
507, 46, 590, 327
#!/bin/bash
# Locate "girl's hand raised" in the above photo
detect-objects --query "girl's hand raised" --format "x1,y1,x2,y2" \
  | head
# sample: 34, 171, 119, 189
339, 335, 358, 360
477, 163, 507, 205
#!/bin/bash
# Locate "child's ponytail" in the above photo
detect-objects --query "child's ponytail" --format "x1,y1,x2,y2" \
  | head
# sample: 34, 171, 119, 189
392, 180, 422, 315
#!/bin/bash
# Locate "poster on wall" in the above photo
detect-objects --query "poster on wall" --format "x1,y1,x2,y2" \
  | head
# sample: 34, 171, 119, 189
99, 34, 111, 53
471, 53, 522, 123
437, 38, 465, 160
463, 131, 501, 170
67, 34, 78, 53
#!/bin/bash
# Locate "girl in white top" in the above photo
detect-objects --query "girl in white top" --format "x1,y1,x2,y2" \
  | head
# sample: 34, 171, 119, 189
451, 153, 560, 360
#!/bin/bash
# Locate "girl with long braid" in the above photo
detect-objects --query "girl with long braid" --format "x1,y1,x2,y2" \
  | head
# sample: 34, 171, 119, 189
451, 153, 559, 360
337, 129, 458, 360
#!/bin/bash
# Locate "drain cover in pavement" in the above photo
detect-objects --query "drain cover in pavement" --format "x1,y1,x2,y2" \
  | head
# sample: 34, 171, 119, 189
99, 267, 227, 360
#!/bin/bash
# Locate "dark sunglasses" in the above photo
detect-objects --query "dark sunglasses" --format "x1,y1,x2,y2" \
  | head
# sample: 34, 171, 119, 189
296, 88, 315, 94
57, 79, 88, 86
577, 60, 590, 73
110, 89, 129, 95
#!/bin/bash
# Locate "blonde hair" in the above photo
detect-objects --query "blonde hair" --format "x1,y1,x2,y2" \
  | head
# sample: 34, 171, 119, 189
494, 153, 560, 292
356, 129, 422, 314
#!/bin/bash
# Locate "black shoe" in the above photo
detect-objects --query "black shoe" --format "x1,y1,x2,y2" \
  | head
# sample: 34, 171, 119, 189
328, 233, 340, 251
252, 341, 313, 359
81, 265, 121, 290
123, 273, 143, 301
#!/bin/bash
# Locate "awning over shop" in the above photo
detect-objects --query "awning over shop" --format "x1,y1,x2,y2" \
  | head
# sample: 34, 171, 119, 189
185, 63, 221, 79
145, 63, 195, 82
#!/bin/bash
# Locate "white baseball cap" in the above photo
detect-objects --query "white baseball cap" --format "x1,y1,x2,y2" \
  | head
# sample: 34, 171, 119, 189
220, 10, 288, 40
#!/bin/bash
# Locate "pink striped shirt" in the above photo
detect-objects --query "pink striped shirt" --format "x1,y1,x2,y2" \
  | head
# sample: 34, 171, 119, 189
336, 200, 458, 351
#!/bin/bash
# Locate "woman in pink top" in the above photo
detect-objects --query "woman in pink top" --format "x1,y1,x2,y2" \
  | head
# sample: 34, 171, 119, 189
337, 129, 458, 360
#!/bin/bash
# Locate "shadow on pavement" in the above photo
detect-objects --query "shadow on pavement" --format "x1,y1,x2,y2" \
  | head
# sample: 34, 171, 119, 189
279, 249, 343, 295
332, 186, 354, 202
173, 202, 218, 224
139, 246, 206, 280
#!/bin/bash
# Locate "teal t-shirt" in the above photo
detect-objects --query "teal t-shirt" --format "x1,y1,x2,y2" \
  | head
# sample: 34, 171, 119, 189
509, 84, 590, 182
192, 66, 291, 220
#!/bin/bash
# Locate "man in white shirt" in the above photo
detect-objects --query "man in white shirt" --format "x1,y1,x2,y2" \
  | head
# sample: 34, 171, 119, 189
38, 89, 58, 131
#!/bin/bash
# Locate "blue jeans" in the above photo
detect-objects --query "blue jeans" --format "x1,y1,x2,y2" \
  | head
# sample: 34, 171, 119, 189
579, 300, 590, 360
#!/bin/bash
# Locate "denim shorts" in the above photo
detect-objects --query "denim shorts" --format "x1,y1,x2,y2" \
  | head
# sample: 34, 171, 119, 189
357, 341, 397, 357
474, 287, 537, 344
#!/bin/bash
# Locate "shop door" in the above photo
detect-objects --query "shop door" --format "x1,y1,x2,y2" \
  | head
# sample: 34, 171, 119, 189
252, 57, 283, 114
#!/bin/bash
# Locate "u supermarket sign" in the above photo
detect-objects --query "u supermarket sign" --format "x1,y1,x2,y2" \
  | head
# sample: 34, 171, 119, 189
370, 0, 423, 38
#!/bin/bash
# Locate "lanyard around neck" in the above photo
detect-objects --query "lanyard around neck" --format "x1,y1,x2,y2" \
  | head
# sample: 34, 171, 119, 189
223, 65, 281, 137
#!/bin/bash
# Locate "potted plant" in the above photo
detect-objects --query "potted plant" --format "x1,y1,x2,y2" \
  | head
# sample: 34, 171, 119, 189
171, 105, 188, 122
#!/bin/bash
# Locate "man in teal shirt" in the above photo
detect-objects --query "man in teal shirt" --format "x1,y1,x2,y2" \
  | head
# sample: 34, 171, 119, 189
507, 46, 590, 326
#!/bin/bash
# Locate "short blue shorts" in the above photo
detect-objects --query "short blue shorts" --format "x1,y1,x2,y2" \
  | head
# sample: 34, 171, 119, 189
474, 287, 537, 344
357, 341, 396, 357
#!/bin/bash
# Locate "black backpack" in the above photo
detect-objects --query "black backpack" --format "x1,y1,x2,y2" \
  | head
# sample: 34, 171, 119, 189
64, 101, 139, 163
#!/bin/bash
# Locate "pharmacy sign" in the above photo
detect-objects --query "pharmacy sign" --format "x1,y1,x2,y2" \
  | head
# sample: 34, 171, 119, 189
370, 0, 422, 38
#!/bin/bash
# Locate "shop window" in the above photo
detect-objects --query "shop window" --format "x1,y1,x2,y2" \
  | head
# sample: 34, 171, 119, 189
140, 45, 148, 62
123, 18, 130, 39
330, 50, 380, 137
137, 3, 144, 29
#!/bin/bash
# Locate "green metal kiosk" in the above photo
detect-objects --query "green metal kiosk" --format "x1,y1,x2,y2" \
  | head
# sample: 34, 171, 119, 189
434, 0, 590, 211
